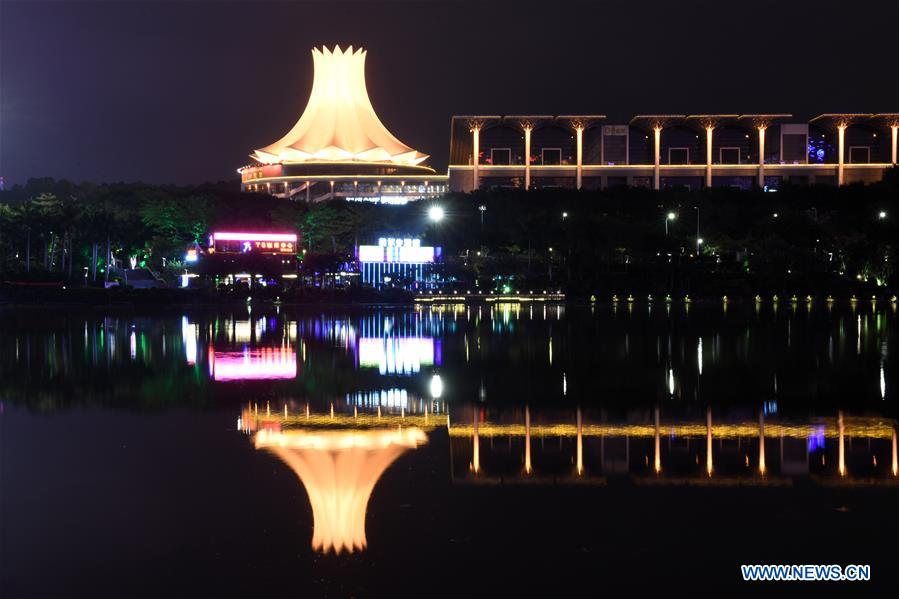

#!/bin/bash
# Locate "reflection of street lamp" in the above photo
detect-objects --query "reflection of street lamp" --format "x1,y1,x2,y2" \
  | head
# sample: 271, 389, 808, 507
430, 374, 443, 399
665, 211, 676, 236
428, 205, 445, 222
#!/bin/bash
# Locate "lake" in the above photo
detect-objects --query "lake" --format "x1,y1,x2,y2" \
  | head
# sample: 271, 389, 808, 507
1, 301, 897, 595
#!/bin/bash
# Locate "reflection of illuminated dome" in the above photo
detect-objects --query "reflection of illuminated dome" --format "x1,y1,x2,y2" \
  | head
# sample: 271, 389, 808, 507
255, 427, 427, 553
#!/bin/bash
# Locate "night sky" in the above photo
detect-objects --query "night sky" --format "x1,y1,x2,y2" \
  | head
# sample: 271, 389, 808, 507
1, 0, 897, 186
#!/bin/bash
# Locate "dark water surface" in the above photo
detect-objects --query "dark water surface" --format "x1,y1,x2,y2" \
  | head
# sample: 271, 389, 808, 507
1, 302, 897, 596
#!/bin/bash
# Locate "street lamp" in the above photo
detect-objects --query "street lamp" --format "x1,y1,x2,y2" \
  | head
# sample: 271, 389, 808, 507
562, 211, 569, 219
478, 204, 486, 226
878, 211, 887, 220
665, 211, 676, 236
428, 205, 445, 222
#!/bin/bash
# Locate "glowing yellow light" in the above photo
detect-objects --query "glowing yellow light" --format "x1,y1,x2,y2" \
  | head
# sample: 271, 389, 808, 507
706, 408, 713, 476
758, 413, 766, 475
252, 45, 429, 167
576, 407, 584, 475
524, 406, 532, 474
838, 411, 846, 476
892, 429, 897, 476
654, 407, 662, 473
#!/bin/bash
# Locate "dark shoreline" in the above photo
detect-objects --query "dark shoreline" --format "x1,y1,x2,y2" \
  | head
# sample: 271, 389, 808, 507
1, 287, 895, 309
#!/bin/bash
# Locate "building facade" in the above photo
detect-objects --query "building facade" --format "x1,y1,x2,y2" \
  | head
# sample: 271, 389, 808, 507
239, 46, 447, 203
448, 113, 899, 192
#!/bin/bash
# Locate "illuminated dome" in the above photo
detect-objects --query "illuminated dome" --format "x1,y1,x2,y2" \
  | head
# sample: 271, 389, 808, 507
252, 45, 429, 167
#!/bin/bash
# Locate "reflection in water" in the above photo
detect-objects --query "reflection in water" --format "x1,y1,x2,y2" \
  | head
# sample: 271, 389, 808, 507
450, 406, 898, 486
241, 401, 440, 553
1, 302, 894, 410
358, 336, 434, 375
254, 426, 426, 553
210, 347, 297, 381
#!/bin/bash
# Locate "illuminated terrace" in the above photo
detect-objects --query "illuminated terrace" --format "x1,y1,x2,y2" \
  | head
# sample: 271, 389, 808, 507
449, 112, 898, 192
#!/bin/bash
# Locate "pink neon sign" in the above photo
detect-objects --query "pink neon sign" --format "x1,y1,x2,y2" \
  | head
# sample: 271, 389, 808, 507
213, 232, 297, 242
211, 347, 297, 381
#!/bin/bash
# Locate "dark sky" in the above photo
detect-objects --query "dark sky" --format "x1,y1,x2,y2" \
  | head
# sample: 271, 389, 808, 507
1, 0, 897, 186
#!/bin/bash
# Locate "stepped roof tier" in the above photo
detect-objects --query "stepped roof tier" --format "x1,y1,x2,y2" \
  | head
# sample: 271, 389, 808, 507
251, 45, 430, 169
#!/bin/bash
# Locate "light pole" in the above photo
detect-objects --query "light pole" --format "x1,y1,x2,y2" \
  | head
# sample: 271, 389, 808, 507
478, 204, 486, 227
665, 211, 676, 236
695, 206, 701, 255
428, 205, 445, 289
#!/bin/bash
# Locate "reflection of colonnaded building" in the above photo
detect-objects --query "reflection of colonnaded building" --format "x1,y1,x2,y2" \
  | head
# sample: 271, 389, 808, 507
449, 406, 899, 486
239, 398, 443, 553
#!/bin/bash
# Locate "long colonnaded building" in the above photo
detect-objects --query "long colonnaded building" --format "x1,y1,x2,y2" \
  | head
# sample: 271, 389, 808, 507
239, 46, 447, 203
447, 113, 899, 192
238, 46, 897, 198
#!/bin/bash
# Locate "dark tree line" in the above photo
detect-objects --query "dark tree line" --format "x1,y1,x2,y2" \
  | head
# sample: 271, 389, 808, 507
1, 169, 897, 296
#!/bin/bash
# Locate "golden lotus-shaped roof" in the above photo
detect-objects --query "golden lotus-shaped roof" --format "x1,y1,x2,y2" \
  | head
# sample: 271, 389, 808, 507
252, 45, 429, 167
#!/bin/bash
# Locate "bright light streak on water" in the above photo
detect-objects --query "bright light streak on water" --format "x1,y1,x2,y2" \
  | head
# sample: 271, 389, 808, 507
697, 338, 703, 375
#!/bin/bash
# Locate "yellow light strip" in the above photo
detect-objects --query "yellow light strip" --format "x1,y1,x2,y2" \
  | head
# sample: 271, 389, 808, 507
447, 421, 895, 440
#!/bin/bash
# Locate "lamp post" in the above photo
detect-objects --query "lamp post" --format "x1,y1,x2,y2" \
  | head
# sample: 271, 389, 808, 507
428, 205, 445, 288
478, 204, 486, 227
695, 206, 701, 255
665, 211, 676, 236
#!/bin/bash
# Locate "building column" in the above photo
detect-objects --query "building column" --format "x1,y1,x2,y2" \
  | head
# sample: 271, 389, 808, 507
472, 409, 480, 474
471, 126, 480, 191
706, 407, 713, 477
837, 124, 847, 186
758, 412, 766, 475
757, 126, 767, 188
576, 407, 583, 475
653, 126, 662, 191
891, 428, 897, 477
891, 125, 898, 165
524, 126, 532, 191
575, 126, 584, 190
653, 406, 661, 473
524, 405, 532, 474
705, 126, 714, 188
838, 411, 846, 477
